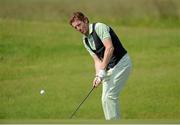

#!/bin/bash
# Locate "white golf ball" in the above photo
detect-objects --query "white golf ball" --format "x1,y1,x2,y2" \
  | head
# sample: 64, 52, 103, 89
40, 89, 45, 95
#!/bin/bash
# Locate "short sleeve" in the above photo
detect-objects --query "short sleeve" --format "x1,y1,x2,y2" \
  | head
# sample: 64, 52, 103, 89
95, 23, 111, 42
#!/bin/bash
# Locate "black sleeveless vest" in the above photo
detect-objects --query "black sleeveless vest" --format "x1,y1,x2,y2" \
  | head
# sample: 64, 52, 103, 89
85, 23, 127, 69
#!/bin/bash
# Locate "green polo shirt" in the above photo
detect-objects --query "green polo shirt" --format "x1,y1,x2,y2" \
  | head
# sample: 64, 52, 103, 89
83, 23, 111, 56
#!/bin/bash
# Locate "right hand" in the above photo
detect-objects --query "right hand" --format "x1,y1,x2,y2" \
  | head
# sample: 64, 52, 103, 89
93, 76, 102, 87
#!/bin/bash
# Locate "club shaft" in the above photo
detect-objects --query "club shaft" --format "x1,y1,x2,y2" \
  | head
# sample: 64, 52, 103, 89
70, 86, 95, 119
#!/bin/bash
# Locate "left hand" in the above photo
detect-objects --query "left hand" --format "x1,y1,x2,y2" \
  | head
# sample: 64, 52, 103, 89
97, 69, 106, 79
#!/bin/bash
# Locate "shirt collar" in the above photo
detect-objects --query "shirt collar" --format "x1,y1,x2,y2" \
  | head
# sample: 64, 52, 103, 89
89, 23, 93, 34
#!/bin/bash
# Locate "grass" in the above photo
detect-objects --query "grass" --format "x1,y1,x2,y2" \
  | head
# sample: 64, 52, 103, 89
0, 0, 180, 27
0, 19, 180, 120
0, 0, 180, 123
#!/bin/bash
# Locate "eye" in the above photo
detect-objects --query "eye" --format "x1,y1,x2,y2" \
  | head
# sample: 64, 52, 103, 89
75, 23, 81, 29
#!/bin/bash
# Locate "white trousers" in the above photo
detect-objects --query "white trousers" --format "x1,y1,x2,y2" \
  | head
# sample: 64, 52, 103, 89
102, 54, 132, 120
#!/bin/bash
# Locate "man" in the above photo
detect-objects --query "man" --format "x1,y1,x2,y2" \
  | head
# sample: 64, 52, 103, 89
69, 12, 132, 120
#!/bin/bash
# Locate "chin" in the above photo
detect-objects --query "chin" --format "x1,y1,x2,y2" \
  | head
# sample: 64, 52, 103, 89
81, 32, 86, 35
84, 31, 88, 35
80, 32, 85, 35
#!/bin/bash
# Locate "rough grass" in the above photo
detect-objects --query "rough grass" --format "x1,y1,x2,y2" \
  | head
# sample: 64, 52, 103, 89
0, 0, 180, 27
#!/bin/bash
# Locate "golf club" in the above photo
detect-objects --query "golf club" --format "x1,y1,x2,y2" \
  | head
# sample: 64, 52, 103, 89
70, 86, 95, 119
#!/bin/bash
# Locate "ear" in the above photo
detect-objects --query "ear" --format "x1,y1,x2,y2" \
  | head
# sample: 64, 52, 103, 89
84, 17, 88, 24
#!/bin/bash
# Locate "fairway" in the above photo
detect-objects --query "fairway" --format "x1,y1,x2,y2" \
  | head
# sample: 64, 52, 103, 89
0, 0, 180, 122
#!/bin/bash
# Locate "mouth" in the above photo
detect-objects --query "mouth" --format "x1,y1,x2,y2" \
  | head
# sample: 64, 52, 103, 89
80, 30, 85, 34
80, 29, 88, 35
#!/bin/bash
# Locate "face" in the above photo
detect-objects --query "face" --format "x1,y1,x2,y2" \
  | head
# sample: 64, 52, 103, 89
71, 19, 89, 35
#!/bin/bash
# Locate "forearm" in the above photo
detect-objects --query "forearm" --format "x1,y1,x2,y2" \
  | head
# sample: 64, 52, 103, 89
92, 40, 114, 77
101, 46, 114, 69
94, 57, 102, 75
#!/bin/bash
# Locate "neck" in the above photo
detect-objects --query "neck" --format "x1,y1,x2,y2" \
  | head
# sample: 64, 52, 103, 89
84, 27, 89, 36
